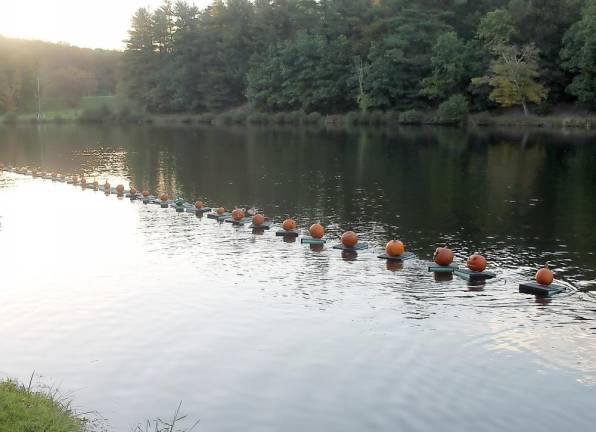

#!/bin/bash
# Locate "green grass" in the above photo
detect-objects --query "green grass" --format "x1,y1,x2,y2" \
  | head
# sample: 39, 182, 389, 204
79, 96, 117, 111
0, 379, 85, 431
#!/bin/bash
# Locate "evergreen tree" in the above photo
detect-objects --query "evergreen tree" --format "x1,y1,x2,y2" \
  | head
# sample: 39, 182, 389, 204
561, 0, 596, 108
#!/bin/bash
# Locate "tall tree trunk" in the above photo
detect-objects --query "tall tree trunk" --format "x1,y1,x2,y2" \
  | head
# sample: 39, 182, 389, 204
521, 98, 529, 116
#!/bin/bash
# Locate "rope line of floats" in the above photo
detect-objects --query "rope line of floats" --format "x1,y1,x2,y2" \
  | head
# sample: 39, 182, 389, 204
1, 164, 563, 297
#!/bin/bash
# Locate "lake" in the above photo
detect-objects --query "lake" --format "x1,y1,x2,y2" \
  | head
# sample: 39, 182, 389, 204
1, 124, 595, 431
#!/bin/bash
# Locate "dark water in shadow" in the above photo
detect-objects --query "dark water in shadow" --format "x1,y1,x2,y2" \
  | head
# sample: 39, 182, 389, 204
1, 124, 595, 431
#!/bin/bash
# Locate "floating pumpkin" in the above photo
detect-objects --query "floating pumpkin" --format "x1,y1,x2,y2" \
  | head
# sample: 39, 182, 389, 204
341, 231, 359, 248
116, 184, 125, 195
130, 187, 137, 195
232, 208, 245, 221
160, 193, 168, 202
72, 176, 79, 184
195, 200, 204, 209
142, 190, 150, 198
216, 207, 225, 215
104, 181, 110, 190
282, 218, 296, 231
309, 223, 325, 239
252, 213, 265, 226
80, 177, 87, 186
92, 180, 98, 189
535, 266, 554, 286
385, 240, 405, 257
434, 247, 454, 266
467, 253, 487, 272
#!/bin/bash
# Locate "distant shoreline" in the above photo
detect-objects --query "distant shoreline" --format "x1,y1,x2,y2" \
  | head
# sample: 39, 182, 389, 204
2, 109, 596, 130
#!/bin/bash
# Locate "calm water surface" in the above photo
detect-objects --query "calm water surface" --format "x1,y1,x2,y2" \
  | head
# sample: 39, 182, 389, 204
1, 124, 595, 431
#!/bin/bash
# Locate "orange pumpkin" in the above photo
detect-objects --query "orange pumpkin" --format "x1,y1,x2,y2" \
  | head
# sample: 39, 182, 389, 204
142, 190, 150, 198
232, 208, 245, 221
160, 193, 168, 202
309, 223, 325, 239
116, 184, 125, 195
434, 247, 454, 266
467, 253, 487, 272
195, 200, 204, 209
252, 213, 265, 226
216, 207, 225, 215
341, 231, 359, 248
535, 266, 554, 285
80, 177, 87, 185
130, 187, 137, 195
282, 218, 296, 231
385, 240, 405, 257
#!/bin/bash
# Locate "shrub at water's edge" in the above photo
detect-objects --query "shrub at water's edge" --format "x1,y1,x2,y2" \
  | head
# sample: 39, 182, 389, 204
0, 379, 86, 431
434, 94, 469, 125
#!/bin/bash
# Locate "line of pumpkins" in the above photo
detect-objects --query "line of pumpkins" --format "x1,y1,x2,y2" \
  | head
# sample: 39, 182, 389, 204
432, 246, 554, 286
52, 178, 558, 288
172, 200, 559, 287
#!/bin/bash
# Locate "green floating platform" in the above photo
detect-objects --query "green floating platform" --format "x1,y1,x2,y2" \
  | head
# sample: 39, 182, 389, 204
332, 242, 369, 251
194, 207, 212, 214
428, 264, 459, 273
226, 217, 253, 226
249, 221, 273, 230
454, 268, 496, 282
378, 251, 416, 262
519, 282, 565, 297
301, 237, 326, 245
276, 230, 299, 237
207, 212, 231, 220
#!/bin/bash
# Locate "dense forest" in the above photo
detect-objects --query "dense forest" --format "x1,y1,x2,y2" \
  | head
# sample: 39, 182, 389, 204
0, 36, 119, 113
3, 0, 596, 121
120, 0, 596, 117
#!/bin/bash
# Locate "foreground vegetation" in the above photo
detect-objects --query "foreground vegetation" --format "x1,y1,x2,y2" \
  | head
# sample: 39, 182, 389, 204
0, 379, 85, 431
0, 378, 200, 432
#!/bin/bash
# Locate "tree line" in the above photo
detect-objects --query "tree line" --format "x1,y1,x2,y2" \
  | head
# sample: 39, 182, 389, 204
120, 0, 596, 116
0, 36, 119, 114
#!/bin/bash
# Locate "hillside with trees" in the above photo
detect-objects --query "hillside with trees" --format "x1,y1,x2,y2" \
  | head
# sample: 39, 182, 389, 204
0, 36, 119, 114
119, 0, 596, 118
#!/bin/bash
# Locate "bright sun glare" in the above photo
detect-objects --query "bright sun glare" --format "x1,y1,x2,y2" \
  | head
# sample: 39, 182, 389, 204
0, 0, 209, 50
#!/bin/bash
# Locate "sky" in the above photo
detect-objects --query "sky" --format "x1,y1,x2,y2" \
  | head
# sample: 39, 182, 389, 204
0, 0, 210, 50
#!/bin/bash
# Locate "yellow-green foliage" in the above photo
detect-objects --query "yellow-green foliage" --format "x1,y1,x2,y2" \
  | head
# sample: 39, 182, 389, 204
473, 44, 547, 114
0, 380, 85, 432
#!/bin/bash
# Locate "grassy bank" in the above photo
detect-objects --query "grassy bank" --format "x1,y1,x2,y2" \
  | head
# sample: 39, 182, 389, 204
0, 379, 86, 431
142, 110, 596, 130
3, 104, 596, 130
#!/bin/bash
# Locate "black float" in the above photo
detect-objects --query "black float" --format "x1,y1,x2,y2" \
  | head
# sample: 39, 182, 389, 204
301, 237, 326, 245
428, 264, 458, 273
378, 251, 416, 262
207, 212, 231, 221
519, 282, 565, 297
276, 230, 299, 237
333, 242, 369, 252
454, 268, 496, 282
249, 221, 272, 230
